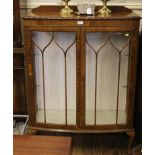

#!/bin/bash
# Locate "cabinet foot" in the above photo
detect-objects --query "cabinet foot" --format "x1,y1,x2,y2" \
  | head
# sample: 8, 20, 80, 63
27, 128, 38, 135
126, 130, 135, 154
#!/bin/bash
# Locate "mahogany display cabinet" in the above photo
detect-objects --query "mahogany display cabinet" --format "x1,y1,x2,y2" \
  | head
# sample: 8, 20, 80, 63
23, 5, 140, 144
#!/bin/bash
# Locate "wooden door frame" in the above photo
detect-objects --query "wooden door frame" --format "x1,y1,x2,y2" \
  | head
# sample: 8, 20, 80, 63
80, 26, 140, 130
24, 26, 81, 130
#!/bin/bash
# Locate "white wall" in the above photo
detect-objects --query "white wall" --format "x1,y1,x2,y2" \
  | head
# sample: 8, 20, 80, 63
20, 0, 142, 16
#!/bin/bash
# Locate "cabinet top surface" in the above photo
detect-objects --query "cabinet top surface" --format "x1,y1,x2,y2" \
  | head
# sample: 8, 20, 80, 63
24, 5, 140, 20
14, 135, 72, 155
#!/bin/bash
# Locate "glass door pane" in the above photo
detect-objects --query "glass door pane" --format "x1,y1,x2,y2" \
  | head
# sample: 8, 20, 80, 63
85, 32, 130, 125
33, 31, 77, 125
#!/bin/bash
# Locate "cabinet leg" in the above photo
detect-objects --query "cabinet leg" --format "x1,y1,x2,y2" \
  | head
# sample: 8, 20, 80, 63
126, 130, 135, 154
27, 128, 38, 135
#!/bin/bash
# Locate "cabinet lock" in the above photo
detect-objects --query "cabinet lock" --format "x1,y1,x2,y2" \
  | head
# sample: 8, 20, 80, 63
77, 21, 84, 25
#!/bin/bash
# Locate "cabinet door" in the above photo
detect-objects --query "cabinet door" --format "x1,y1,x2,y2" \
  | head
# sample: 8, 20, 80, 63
81, 27, 136, 128
25, 28, 80, 128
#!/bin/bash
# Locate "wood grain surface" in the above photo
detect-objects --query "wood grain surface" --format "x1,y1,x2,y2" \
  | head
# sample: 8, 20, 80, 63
13, 135, 72, 155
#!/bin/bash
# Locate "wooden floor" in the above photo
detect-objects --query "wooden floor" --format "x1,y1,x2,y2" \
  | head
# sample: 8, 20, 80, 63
72, 134, 141, 155
37, 132, 142, 155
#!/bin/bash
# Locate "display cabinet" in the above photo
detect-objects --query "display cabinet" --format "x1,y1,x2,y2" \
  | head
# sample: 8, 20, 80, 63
23, 5, 140, 147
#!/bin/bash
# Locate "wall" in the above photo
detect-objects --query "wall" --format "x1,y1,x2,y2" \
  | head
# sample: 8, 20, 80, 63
20, 0, 142, 15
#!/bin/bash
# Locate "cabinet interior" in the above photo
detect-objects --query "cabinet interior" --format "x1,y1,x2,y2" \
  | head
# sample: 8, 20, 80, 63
32, 31, 130, 126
